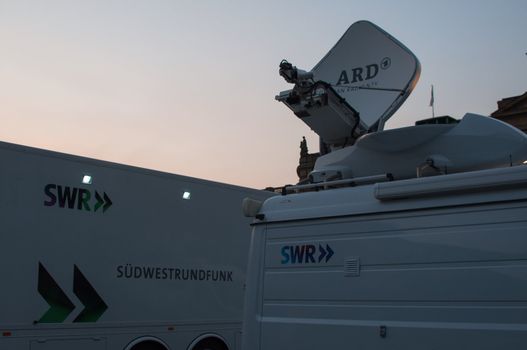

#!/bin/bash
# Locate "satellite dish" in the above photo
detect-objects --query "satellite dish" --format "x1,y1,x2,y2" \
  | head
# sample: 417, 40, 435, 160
277, 21, 420, 148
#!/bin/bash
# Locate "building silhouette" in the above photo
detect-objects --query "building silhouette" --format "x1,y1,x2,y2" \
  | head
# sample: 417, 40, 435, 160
491, 92, 527, 132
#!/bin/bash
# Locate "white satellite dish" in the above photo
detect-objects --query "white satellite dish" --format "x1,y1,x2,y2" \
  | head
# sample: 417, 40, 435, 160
277, 21, 420, 148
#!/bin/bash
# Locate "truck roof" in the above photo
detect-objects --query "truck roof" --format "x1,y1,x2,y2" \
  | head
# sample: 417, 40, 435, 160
257, 164, 527, 224
0, 140, 265, 194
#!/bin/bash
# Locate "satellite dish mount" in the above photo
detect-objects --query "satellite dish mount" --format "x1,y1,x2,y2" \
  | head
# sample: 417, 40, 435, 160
276, 21, 421, 152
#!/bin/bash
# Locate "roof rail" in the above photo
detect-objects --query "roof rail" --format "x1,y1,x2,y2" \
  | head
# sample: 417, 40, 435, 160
282, 173, 393, 195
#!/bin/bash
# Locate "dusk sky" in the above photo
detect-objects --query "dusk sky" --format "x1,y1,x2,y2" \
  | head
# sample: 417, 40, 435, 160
1, 0, 526, 188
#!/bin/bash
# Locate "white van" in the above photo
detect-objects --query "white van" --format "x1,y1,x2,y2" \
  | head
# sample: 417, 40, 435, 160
242, 20, 527, 350
242, 160, 527, 350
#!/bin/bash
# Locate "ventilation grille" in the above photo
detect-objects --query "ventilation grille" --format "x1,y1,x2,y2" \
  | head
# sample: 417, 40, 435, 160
344, 257, 360, 277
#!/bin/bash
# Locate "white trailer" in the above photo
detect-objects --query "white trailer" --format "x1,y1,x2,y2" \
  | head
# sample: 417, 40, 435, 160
242, 21, 527, 349
0, 141, 273, 350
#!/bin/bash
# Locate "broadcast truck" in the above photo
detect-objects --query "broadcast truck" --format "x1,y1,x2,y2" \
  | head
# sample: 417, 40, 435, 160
242, 21, 527, 350
0, 140, 273, 350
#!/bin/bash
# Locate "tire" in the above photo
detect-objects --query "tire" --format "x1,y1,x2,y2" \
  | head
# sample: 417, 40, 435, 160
130, 340, 168, 350
192, 338, 228, 350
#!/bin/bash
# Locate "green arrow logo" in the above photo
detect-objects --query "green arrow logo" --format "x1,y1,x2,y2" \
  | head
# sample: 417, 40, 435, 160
73, 265, 108, 322
37, 263, 108, 323
37, 262, 75, 323
94, 191, 112, 213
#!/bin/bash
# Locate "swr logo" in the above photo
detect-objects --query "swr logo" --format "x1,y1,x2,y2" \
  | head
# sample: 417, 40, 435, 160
44, 184, 112, 213
281, 244, 334, 264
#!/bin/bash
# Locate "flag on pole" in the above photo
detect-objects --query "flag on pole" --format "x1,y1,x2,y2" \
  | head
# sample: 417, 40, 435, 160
429, 85, 434, 107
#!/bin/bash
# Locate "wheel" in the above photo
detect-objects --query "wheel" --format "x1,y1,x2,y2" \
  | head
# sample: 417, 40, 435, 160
192, 338, 228, 350
129, 339, 168, 350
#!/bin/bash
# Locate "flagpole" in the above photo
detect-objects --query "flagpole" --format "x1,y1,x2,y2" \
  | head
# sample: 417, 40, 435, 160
430, 85, 435, 118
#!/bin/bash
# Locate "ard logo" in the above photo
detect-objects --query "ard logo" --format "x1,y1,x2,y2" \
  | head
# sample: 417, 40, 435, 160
335, 57, 391, 86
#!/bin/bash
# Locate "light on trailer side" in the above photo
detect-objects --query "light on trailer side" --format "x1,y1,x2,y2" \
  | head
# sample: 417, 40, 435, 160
82, 175, 92, 184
